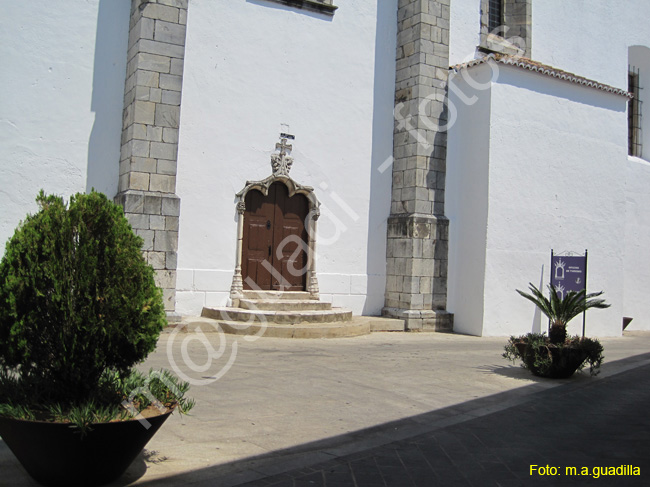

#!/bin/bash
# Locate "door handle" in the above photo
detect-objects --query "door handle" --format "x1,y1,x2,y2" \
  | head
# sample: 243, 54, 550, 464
266, 220, 271, 230
268, 245, 272, 258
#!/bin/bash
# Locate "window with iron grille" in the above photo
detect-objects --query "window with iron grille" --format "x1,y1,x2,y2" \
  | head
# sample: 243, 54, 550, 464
488, 0, 503, 32
479, 0, 531, 57
629, 67, 642, 157
264, 0, 337, 15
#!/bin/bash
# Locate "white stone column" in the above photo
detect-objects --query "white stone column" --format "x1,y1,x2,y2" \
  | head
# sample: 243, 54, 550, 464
230, 201, 246, 304
307, 208, 320, 299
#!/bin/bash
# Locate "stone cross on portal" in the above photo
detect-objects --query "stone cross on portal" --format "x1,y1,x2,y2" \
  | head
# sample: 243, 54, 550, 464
276, 134, 293, 156
271, 133, 295, 177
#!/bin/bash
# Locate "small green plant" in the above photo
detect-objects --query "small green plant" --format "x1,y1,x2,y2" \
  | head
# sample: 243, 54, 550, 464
516, 283, 610, 344
120, 368, 196, 417
0, 368, 194, 436
0, 191, 192, 430
503, 332, 552, 373
0, 403, 36, 421
504, 283, 609, 378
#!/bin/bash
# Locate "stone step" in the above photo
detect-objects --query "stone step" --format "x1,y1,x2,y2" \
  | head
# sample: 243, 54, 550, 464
239, 299, 332, 311
364, 316, 406, 332
242, 290, 313, 300
170, 316, 370, 339
202, 306, 352, 324
218, 319, 370, 339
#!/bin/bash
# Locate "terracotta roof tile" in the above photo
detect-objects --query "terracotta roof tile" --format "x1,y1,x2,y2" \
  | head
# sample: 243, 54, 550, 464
451, 54, 632, 98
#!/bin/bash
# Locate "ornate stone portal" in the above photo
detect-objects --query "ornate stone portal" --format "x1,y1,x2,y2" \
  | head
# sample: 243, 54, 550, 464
230, 135, 320, 304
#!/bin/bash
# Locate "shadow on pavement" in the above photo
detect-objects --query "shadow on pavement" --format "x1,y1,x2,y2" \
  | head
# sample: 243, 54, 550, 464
128, 353, 650, 486
3, 353, 649, 487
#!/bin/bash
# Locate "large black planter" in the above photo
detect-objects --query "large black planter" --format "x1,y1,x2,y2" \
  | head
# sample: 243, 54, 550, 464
515, 342, 589, 378
0, 410, 172, 487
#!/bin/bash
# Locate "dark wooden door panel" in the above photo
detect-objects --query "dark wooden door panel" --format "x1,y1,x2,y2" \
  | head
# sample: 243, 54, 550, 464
248, 218, 271, 251
272, 183, 308, 291
242, 182, 308, 291
244, 257, 272, 290
243, 188, 274, 290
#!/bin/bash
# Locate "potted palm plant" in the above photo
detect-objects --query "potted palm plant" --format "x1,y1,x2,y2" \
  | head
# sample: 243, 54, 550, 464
503, 282, 609, 378
0, 191, 193, 487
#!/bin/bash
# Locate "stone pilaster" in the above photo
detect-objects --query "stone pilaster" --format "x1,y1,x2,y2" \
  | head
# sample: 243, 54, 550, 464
115, 0, 187, 316
383, 0, 453, 331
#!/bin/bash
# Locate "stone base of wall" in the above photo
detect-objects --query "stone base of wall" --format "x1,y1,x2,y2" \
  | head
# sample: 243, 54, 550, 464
115, 189, 180, 312
384, 214, 450, 310
166, 311, 183, 323
382, 307, 453, 332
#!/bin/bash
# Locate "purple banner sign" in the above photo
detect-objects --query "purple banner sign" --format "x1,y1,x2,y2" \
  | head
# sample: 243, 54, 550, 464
551, 255, 586, 299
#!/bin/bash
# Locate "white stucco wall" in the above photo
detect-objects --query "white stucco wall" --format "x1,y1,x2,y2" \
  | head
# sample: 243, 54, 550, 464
624, 157, 650, 330
532, 1, 624, 88
174, 0, 396, 315
483, 66, 628, 337
449, 0, 482, 66
533, 0, 650, 90
447, 1, 650, 335
449, 2, 650, 336
450, 0, 650, 92
447, 61, 632, 337
446, 63, 492, 336
624, 46, 650, 330
0, 0, 129, 254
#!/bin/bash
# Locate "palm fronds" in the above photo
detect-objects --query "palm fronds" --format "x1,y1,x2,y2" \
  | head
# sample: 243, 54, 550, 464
516, 283, 610, 343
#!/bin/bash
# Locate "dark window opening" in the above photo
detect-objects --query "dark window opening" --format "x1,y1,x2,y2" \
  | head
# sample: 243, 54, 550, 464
629, 67, 642, 158
265, 0, 337, 15
488, 0, 503, 33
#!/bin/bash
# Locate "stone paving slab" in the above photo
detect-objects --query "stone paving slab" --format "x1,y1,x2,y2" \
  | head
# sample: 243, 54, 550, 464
235, 363, 650, 486
1, 331, 650, 486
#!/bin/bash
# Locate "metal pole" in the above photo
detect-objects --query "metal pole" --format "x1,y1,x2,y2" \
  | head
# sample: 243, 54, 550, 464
550, 249, 554, 336
582, 249, 588, 338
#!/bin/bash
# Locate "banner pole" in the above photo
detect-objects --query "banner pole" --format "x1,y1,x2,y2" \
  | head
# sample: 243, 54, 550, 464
582, 249, 588, 338
550, 249, 554, 336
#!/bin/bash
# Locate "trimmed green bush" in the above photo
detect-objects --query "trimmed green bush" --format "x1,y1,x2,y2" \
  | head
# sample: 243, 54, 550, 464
0, 191, 166, 403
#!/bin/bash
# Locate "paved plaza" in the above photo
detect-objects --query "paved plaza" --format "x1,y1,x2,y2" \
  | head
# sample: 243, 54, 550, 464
1, 330, 649, 486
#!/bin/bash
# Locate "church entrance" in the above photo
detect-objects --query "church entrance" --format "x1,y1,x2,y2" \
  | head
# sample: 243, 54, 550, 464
242, 181, 308, 291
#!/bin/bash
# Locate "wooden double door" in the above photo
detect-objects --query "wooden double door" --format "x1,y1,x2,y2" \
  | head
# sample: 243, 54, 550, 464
242, 182, 309, 291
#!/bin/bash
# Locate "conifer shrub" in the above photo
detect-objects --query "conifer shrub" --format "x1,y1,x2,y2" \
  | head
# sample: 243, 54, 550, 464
0, 191, 167, 406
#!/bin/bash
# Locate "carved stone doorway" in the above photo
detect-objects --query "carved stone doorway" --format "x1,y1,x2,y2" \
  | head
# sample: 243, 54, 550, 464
230, 134, 320, 304
242, 182, 309, 291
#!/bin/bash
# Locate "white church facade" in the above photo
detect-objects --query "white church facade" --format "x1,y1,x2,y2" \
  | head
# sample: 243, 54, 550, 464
2, 0, 650, 337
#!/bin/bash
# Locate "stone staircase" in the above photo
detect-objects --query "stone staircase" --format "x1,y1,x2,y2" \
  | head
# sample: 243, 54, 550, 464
192, 291, 404, 338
